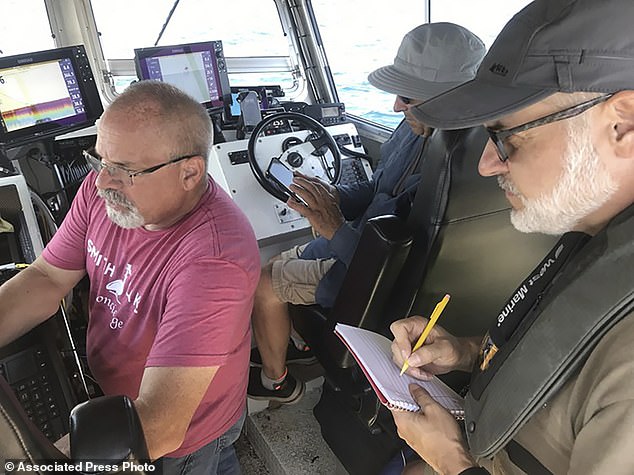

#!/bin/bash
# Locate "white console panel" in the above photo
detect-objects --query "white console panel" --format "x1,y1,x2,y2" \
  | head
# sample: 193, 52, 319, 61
208, 123, 369, 242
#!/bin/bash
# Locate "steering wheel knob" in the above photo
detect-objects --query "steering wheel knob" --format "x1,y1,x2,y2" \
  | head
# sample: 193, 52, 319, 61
282, 136, 303, 152
287, 152, 303, 168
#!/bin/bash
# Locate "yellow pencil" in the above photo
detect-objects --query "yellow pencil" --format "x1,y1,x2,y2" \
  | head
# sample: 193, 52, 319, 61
400, 294, 451, 375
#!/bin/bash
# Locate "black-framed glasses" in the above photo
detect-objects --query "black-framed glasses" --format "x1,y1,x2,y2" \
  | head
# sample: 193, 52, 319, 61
486, 93, 614, 162
398, 95, 413, 105
83, 148, 198, 186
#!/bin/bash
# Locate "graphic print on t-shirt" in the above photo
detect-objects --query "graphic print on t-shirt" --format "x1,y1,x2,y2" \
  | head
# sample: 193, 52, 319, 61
106, 263, 132, 304
87, 238, 142, 329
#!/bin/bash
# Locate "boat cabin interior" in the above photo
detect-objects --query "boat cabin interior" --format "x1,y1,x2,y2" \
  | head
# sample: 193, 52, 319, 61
0, 1, 560, 473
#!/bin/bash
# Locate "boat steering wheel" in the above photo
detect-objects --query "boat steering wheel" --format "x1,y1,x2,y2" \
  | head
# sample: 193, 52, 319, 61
247, 112, 342, 203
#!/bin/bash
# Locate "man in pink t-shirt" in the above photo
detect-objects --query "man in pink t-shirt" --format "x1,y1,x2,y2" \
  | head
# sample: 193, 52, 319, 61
0, 81, 260, 473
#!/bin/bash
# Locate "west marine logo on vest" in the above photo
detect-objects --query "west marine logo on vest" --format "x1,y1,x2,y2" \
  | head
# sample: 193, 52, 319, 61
496, 243, 565, 327
87, 239, 142, 330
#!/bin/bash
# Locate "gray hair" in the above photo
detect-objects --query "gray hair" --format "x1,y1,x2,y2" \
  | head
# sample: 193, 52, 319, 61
547, 91, 604, 110
106, 80, 213, 163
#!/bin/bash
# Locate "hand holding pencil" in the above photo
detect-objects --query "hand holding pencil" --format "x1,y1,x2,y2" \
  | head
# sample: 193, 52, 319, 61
400, 294, 450, 375
390, 295, 461, 380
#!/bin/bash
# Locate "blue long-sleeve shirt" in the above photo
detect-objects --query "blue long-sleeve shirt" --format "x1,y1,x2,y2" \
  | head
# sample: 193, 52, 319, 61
299, 120, 427, 307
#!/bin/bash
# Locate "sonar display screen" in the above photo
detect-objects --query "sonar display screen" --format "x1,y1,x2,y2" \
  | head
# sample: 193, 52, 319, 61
0, 58, 86, 134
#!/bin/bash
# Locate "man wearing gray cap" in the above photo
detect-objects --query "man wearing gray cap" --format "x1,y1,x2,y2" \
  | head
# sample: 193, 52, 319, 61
389, 0, 634, 474
248, 23, 486, 404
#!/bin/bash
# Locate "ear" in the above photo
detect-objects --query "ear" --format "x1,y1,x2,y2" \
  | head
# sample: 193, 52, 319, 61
180, 156, 206, 191
608, 91, 634, 158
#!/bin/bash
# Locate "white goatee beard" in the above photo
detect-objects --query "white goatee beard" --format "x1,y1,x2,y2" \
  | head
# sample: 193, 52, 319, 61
499, 116, 617, 235
97, 189, 145, 229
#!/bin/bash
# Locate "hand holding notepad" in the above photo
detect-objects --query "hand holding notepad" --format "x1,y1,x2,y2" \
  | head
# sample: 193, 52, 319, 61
334, 323, 464, 417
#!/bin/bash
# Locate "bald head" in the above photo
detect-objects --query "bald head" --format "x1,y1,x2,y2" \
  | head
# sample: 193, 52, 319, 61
102, 80, 213, 161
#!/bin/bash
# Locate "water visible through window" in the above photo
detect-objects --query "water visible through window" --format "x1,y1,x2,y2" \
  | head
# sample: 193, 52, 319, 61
314, 0, 532, 128
92, 0, 533, 128
313, 0, 423, 129
0, 0, 54, 56
91, 0, 289, 58
429, 0, 532, 47
91, 0, 294, 90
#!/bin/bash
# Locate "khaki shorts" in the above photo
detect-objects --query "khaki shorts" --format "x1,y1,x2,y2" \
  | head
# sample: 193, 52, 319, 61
271, 244, 336, 305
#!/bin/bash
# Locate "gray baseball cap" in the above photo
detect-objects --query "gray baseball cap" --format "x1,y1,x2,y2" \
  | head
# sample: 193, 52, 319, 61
368, 22, 486, 101
412, 0, 634, 129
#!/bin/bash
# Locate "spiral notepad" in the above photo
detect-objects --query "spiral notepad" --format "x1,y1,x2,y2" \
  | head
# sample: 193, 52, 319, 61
334, 323, 464, 417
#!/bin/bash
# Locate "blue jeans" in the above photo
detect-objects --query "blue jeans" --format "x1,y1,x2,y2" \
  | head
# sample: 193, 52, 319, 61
160, 410, 246, 475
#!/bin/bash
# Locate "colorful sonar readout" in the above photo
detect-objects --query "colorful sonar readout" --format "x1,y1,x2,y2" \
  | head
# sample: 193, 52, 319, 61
0, 58, 83, 133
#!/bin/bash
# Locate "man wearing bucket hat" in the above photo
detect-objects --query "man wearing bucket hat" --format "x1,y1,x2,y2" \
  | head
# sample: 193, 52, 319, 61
389, 1, 634, 474
248, 23, 486, 404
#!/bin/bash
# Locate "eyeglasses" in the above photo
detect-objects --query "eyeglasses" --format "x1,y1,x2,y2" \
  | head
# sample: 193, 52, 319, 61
83, 148, 198, 186
486, 93, 614, 162
398, 95, 413, 105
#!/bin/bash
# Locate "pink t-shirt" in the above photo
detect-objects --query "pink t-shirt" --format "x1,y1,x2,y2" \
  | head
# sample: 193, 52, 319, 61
42, 173, 260, 457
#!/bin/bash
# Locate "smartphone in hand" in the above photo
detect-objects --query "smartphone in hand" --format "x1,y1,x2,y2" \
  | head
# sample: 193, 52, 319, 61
266, 158, 308, 206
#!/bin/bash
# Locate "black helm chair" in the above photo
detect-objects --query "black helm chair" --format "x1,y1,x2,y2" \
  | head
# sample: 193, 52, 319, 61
289, 126, 558, 474
1, 374, 149, 474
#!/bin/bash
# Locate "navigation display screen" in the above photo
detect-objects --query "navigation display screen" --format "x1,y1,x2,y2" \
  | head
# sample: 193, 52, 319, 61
144, 51, 218, 104
135, 41, 231, 110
